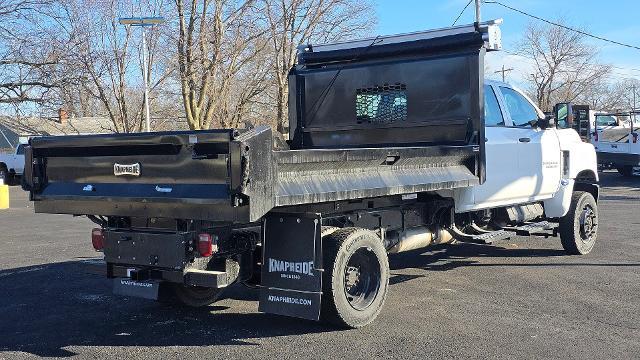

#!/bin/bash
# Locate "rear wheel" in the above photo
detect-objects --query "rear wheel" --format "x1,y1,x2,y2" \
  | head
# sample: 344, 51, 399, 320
320, 228, 389, 328
172, 285, 223, 307
559, 191, 598, 255
170, 258, 239, 307
616, 166, 634, 177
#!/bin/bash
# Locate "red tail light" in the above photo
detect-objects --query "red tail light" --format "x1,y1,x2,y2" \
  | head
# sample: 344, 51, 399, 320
198, 233, 217, 257
91, 228, 104, 251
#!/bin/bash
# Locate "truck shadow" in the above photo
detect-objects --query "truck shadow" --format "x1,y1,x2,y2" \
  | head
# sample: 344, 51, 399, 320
3, 247, 639, 357
598, 171, 640, 190
388, 242, 640, 278
0, 261, 330, 357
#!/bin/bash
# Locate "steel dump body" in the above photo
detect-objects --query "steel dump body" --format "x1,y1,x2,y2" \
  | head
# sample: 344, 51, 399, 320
25, 126, 480, 223
23, 21, 495, 224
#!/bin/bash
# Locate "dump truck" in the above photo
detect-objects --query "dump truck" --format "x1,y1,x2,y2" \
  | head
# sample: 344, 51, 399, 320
21, 20, 600, 328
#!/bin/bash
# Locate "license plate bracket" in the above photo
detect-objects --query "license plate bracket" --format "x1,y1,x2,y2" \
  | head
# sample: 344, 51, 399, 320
113, 278, 159, 300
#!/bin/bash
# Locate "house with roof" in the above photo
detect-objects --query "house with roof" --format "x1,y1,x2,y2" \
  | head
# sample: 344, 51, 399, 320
0, 113, 189, 151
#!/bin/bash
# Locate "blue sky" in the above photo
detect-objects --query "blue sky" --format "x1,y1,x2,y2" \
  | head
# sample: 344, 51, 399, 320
375, 0, 640, 84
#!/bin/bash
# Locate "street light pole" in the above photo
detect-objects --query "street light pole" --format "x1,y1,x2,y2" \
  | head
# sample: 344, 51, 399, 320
118, 17, 165, 132
141, 27, 151, 132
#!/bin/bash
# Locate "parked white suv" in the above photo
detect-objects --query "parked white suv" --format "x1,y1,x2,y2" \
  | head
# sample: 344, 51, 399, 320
0, 143, 26, 185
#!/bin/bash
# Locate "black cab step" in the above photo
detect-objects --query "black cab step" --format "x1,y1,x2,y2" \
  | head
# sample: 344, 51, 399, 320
504, 221, 558, 237
451, 221, 559, 245
451, 227, 512, 244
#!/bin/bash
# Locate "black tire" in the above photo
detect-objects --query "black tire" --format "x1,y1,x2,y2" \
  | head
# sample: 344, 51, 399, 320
616, 166, 634, 177
559, 191, 598, 255
170, 258, 239, 307
6, 173, 17, 186
320, 227, 389, 328
172, 284, 224, 307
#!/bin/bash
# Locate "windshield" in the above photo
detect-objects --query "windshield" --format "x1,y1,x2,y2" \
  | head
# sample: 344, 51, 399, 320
595, 115, 617, 127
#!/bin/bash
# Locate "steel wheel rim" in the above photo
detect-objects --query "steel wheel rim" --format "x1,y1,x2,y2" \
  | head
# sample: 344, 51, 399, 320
343, 247, 381, 311
579, 204, 597, 243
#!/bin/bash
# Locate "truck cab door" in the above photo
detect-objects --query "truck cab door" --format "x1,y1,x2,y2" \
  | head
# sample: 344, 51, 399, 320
497, 86, 561, 201
467, 85, 521, 208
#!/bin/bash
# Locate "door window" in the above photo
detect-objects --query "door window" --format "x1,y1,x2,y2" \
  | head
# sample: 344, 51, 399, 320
484, 85, 504, 126
499, 87, 538, 127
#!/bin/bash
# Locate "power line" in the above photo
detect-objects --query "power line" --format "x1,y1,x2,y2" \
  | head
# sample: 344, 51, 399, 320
452, 0, 473, 26
503, 50, 640, 78
501, 50, 640, 79
482, 0, 640, 51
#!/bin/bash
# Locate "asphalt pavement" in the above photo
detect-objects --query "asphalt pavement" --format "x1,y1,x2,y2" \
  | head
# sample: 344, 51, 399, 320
1, 171, 639, 359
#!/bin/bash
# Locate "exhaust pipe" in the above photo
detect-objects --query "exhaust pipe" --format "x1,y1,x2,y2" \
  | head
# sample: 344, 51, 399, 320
387, 226, 454, 254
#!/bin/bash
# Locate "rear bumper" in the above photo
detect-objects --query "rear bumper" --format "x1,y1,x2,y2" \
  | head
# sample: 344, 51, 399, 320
84, 260, 235, 288
597, 151, 640, 166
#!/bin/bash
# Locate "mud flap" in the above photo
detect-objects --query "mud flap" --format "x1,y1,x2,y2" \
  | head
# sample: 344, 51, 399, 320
258, 213, 322, 321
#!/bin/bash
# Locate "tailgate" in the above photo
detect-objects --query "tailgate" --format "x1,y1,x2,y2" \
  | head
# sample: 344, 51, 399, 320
23, 128, 275, 222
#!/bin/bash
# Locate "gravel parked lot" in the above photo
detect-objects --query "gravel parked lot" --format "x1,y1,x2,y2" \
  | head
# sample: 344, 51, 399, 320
1, 172, 639, 359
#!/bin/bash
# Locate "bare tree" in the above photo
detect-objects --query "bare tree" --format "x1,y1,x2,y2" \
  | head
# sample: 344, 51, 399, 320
175, 0, 270, 130
518, 21, 611, 111
0, 0, 66, 108
58, 0, 170, 132
263, 0, 375, 133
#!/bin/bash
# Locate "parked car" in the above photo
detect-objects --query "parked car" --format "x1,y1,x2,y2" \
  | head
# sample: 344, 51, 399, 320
0, 143, 25, 185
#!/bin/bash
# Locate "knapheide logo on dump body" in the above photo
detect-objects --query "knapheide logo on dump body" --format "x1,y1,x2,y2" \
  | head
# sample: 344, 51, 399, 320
113, 163, 141, 176
268, 295, 312, 306
268, 258, 314, 276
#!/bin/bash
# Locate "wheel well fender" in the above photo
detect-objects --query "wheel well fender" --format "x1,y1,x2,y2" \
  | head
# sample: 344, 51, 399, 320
574, 170, 599, 202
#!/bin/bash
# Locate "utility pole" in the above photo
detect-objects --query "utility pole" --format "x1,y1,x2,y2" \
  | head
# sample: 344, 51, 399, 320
632, 84, 636, 134
118, 17, 165, 132
475, 0, 481, 23
494, 65, 514, 82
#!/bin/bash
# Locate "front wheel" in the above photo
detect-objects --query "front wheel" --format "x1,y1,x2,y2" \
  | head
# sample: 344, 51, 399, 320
320, 228, 389, 328
559, 191, 599, 255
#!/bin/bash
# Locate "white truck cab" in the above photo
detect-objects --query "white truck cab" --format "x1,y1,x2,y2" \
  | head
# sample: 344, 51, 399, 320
442, 80, 599, 255
453, 80, 598, 216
